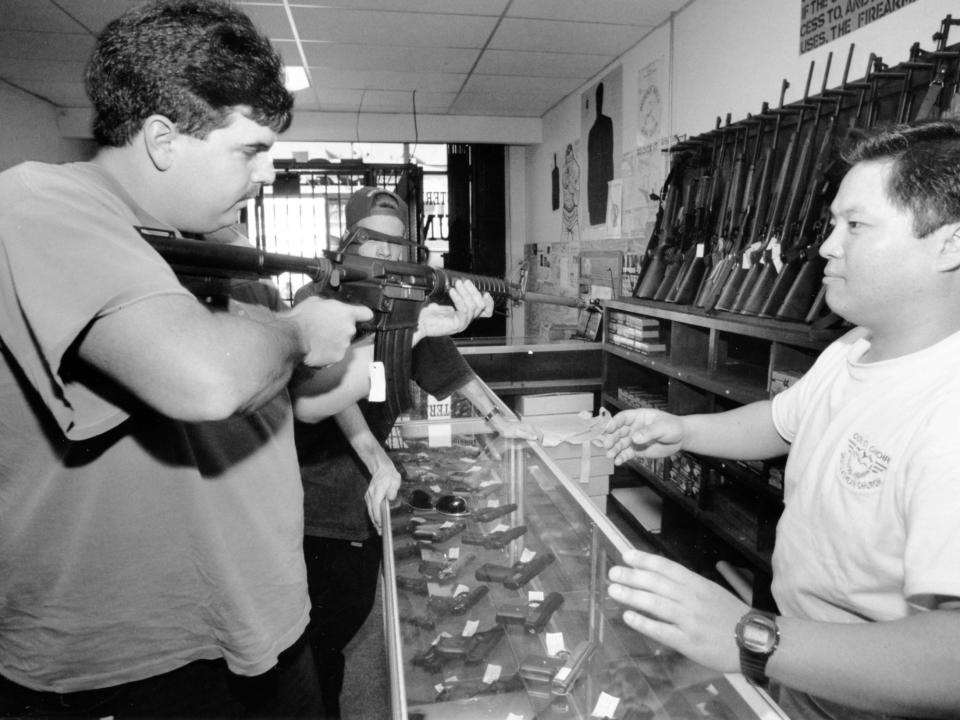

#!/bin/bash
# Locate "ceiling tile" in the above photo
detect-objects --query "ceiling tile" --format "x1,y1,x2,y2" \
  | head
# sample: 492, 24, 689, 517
474, 48, 612, 78
288, 6, 498, 47
491, 17, 649, 55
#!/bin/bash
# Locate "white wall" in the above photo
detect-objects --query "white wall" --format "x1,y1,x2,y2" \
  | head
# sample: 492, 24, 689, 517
522, 0, 955, 337
0, 83, 93, 171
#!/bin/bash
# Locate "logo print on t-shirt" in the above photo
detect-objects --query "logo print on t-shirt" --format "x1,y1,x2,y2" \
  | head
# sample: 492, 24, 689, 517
839, 432, 890, 491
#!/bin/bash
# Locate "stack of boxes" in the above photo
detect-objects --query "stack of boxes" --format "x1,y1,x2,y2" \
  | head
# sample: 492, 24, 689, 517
606, 311, 665, 354
515, 392, 612, 512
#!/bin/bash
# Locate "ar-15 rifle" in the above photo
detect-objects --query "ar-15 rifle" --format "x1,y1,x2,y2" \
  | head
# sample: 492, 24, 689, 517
138, 227, 597, 418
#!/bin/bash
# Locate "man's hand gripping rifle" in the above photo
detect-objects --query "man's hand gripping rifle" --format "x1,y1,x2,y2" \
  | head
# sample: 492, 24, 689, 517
139, 227, 599, 418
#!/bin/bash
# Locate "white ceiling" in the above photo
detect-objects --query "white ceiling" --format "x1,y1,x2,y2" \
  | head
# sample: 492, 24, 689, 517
0, 0, 689, 119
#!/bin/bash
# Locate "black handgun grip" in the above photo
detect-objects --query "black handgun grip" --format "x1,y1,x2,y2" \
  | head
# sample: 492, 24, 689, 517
523, 591, 565, 634
505, 552, 556, 590
475, 563, 514, 583
464, 625, 505, 665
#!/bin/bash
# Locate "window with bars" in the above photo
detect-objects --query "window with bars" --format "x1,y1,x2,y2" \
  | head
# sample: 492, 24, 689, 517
242, 162, 425, 304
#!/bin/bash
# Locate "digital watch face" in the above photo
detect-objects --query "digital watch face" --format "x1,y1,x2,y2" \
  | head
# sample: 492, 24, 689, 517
740, 615, 777, 652
742, 622, 771, 650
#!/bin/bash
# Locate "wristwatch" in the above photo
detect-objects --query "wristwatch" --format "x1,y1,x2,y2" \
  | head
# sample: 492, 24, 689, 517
735, 609, 780, 687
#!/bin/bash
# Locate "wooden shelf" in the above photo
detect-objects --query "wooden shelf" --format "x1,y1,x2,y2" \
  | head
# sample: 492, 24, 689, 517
601, 299, 840, 590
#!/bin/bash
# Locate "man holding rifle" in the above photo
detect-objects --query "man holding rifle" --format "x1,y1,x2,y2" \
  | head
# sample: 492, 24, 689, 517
0, 1, 487, 717
602, 119, 960, 720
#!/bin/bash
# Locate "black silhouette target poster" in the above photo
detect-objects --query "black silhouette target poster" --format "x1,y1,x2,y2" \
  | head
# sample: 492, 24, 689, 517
580, 66, 622, 236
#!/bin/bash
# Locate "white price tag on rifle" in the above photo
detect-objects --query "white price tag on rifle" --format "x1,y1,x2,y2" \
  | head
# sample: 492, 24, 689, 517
695, 242, 705, 258
368, 362, 386, 402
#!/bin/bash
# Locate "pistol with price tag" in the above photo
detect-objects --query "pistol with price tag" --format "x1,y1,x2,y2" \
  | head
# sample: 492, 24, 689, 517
505, 552, 556, 589
523, 591, 565, 634
551, 640, 598, 695
411, 520, 466, 544
428, 584, 489, 616
464, 625, 506, 665
418, 552, 475, 582
462, 525, 527, 549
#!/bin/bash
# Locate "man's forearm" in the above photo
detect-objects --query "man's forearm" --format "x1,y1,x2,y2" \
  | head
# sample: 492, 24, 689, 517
681, 401, 789, 460
79, 293, 308, 421
772, 610, 960, 717
334, 404, 392, 475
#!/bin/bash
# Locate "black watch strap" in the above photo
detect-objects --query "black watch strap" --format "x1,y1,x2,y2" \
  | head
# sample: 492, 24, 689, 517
739, 645, 771, 687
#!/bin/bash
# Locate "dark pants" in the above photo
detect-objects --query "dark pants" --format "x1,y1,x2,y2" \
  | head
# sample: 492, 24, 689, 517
304, 534, 382, 720
0, 632, 323, 719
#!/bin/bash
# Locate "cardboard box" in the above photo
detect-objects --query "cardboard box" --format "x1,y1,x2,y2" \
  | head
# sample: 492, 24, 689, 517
516, 392, 594, 417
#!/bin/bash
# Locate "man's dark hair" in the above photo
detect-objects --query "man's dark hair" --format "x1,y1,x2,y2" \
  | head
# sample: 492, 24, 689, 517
843, 119, 960, 237
85, 0, 294, 147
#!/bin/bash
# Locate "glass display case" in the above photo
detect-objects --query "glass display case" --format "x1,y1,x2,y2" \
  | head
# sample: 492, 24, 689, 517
380, 382, 790, 720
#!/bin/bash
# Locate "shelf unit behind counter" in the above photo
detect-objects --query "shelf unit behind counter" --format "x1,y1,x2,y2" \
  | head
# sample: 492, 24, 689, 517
601, 297, 842, 608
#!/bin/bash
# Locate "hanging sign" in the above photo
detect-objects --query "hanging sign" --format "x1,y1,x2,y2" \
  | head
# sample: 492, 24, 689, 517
800, 0, 918, 53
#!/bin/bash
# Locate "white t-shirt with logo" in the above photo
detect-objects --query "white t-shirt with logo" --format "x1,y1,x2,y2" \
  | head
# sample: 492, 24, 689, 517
771, 326, 960, 623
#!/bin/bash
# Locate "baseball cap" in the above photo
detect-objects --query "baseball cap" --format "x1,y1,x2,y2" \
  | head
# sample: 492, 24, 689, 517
345, 186, 408, 240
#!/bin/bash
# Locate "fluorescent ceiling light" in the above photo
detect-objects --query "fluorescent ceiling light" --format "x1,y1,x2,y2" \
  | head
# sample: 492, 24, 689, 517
284, 65, 310, 92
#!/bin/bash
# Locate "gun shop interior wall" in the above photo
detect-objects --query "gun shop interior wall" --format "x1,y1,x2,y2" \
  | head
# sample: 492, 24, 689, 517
523, 0, 957, 338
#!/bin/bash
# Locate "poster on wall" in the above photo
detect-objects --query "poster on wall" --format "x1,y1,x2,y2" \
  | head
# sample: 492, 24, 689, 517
559, 140, 582, 245
580, 65, 622, 239
621, 57, 668, 250
800, 0, 918, 53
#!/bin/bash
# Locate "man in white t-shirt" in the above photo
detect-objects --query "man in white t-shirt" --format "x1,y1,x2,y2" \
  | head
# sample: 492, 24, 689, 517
600, 119, 960, 720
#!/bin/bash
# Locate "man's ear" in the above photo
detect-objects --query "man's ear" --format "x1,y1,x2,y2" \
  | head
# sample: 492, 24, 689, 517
142, 115, 177, 171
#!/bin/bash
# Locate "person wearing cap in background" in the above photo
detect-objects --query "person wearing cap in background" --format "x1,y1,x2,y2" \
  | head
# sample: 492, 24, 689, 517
294, 186, 539, 719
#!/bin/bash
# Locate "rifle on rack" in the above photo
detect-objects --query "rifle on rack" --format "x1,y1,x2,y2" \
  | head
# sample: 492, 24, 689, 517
650, 143, 707, 300
773, 44, 859, 321
738, 60, 820, 316
913, 16, 958, 119
137, 227, 597, 418
633, 148, 694, 298
712, 88, 787, 314
695, 117, 754, 308
719, 73, 807, 314
668, 114, 734, 305
793, 52, 886, 327
937, 15, 960, 118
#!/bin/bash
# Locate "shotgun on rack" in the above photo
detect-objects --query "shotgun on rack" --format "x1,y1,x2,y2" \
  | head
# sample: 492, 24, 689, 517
137, 226, 598, 418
